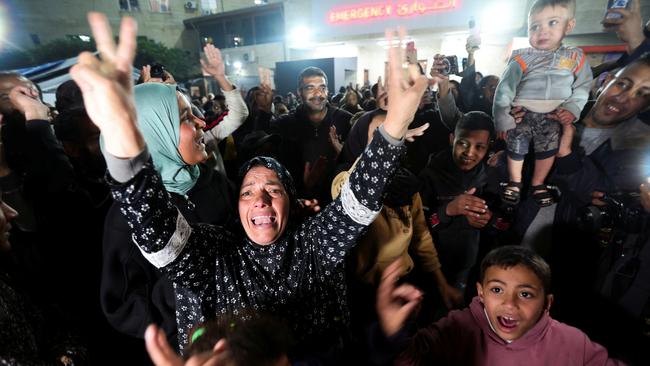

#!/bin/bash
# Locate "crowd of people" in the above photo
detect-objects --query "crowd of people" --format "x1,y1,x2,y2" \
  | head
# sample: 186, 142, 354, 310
1, 0, 650, 365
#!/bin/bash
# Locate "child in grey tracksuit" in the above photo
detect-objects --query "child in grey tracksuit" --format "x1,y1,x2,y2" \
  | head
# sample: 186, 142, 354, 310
493, 0, 592, 207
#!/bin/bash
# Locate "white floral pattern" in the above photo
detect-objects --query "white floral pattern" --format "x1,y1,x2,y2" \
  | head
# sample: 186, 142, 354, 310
109, 130, 405, 353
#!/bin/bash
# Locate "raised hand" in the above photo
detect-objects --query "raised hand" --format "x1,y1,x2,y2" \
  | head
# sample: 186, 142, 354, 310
201, 44, 234, 92
429, 54, 450, 96
200, 44, 225, 78
8, 85, 49, 121
405, 123, 429, 142
256, 67, 273, 113
145, 324, 229, 366
328, 125, 343, 155
383, 28, 429, 140
603, 0, 644, 53
69, 12, 143, 159
376, 259, 423, 337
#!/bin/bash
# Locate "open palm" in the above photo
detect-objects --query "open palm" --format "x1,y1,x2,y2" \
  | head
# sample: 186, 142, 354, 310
201, 44, 225, 78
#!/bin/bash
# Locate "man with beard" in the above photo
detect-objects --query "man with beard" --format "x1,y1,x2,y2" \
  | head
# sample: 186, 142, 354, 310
515, 53, 650, 365
271, 67, 352, 205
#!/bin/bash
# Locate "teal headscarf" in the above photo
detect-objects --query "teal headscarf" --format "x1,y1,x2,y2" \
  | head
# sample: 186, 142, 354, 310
134, 83, 200, 195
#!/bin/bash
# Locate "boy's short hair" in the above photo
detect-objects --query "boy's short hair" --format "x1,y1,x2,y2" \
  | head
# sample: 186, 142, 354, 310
455, 111, 495, 140
529, 0, 576, 18
297, 67, 328, 90
480, 246, 552, 294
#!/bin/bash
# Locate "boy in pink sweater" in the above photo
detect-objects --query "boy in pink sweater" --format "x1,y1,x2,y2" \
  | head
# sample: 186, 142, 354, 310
373, 246, 624, 365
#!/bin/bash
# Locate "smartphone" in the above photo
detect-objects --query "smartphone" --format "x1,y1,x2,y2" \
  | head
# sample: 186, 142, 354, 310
462, 57, 468, 72
150, 62, 167, 79
441, 56, 459, 76
604, 0, 630, 21
406, 41, 417, 64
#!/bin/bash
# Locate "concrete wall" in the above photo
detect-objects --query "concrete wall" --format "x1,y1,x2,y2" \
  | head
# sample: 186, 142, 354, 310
333, 57, 357, 91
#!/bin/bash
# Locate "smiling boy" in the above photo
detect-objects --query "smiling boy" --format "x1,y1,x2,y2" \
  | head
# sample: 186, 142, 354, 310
419, 111, 498, 292
374, 246, 624, 365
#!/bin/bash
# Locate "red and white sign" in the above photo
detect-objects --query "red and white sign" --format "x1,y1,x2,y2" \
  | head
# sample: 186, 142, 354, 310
327, 0, 459, 24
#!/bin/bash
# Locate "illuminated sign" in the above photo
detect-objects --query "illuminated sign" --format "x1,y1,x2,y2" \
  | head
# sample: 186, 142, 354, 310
327, 0, 459, 24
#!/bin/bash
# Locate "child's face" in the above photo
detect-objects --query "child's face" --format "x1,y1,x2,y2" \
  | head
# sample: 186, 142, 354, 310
528, 5, 576, 51
476, 265, 553, 342
451, 129, 490, 171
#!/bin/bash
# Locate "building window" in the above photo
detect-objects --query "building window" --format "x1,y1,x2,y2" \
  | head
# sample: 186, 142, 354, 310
196, 7, 284, 49
200, 0, 218, 14
224, 17, 253, 48
150, 0, 170, 12
119, 0, 140, 11
253, 10, 283, 44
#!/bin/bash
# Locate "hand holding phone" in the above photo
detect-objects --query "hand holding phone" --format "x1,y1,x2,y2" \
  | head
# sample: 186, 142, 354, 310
604, 0, 631, 22
430, 54, 458, 76
406, 41, 417, 64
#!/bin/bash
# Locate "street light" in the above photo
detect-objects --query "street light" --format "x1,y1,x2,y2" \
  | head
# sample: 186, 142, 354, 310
289, 25, 311, 47
0, 3, 7, 50
233, 61, 243, 75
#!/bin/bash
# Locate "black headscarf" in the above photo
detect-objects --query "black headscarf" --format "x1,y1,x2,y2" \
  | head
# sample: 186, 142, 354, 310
238, 156, 298, 209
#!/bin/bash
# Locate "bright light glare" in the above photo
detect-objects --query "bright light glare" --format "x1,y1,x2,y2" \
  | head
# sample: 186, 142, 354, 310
233, 61, 242, 70
376, 38, 414, 49
511, 37, 530, 50
290, 25, 311, 47
0, 4, 7, 49
481, 1, 515, 33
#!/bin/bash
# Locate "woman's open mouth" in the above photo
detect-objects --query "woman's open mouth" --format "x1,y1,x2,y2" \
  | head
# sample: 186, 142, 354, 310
252, 215, 276, 226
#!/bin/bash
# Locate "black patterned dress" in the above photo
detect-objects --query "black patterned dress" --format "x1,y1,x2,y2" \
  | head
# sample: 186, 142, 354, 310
107, 128, 405, 358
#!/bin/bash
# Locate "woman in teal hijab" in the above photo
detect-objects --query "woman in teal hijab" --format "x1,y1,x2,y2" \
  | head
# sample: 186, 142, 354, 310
134, 83, 204, 195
